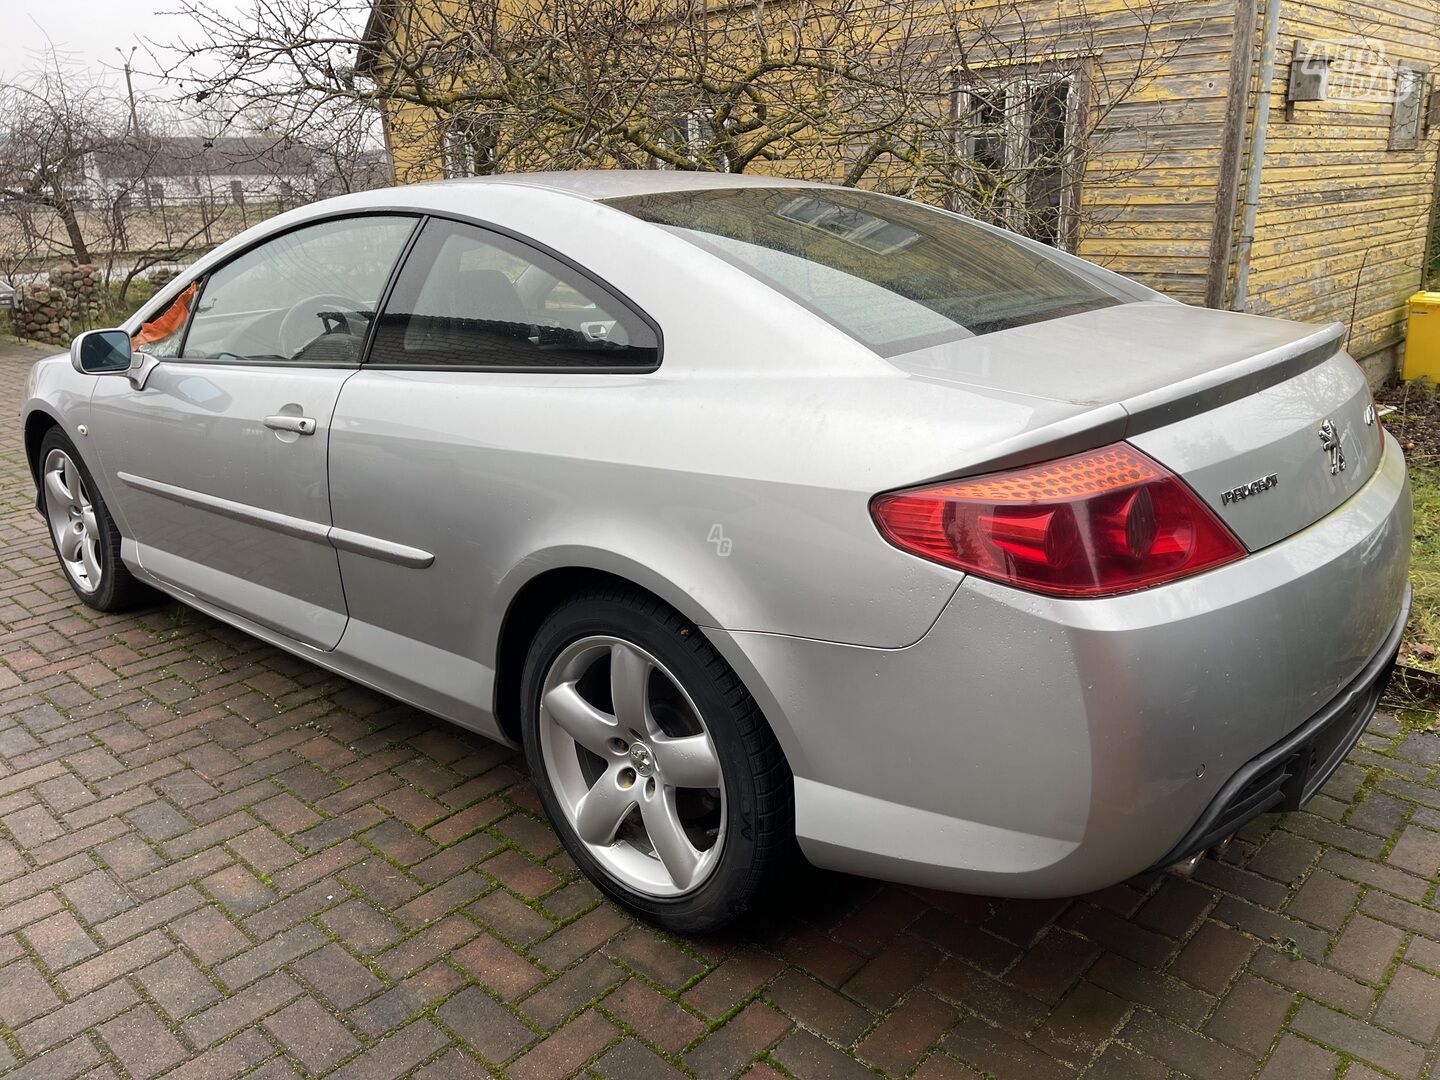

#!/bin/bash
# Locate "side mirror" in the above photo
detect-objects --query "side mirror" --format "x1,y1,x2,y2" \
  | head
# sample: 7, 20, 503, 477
71, 329, 133, 375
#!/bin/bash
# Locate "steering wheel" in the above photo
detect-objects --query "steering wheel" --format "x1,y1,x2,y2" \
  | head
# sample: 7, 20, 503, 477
278, 293, 366, 357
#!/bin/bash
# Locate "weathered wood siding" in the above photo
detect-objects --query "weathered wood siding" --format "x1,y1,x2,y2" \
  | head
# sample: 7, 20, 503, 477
370, 0, 1440, 360
1064, 0, 1238, 304
386, 99, 450, 184
1238, 0, 1440, 364
374, 0, 1237, 304
860, 0, 1239, 303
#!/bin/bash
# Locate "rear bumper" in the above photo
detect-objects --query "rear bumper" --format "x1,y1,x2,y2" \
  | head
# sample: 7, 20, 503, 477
708, 432, 1411, 896
1153, 587, 1406, 867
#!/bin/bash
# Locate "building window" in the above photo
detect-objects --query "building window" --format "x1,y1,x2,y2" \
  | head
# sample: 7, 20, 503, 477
1390, 65, 1427, 150
442, 127, 474, 178
654, 110, 729, 171
952, 69, 1080, 249
440, 116, 496, 178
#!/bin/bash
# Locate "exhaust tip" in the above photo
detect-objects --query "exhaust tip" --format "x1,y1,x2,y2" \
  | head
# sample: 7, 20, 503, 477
1166, 833, 1236, 877
1167, 852, 1205, 877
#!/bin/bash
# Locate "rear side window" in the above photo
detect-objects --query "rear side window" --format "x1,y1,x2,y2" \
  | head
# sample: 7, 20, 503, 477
605, 187, 1135, 355
369, 219, 659, 369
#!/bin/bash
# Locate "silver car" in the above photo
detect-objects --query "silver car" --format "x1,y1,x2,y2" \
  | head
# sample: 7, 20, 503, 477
22, 173, 1410, 932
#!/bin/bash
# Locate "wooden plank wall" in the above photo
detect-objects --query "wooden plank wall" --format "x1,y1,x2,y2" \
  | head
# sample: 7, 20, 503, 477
1064, 0, 1238, 305
370, 0, 1439, 366
1239, 0, 1440, 364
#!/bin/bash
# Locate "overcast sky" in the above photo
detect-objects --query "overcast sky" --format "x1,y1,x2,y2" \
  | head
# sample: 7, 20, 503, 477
0, 0, 249, 88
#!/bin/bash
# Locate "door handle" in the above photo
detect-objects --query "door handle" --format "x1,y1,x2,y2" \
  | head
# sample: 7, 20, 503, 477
263, 415, 317, 436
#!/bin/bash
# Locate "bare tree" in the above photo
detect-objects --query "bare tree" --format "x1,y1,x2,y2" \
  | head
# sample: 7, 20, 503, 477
229, 95, 390, 199
0, 60, 252, 316
163, 0, 946, 174
100, 188, 224, 306
0, 202, 41, 289
163, 0, 1193, 248
0, 55, 132, 264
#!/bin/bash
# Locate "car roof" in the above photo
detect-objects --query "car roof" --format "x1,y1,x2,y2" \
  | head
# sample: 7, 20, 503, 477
123, 171, 831, 333
407, 170, 821, 201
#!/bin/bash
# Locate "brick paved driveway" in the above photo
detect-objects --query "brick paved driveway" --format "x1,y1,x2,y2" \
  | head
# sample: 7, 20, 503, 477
3, 338, 1440, 1080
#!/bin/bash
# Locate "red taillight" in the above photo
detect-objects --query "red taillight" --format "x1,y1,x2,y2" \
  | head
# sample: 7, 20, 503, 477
871, 443, 1245, 598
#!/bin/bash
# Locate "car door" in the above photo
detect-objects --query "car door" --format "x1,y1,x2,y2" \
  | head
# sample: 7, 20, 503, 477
89, 214, 418, 649
326, 216, 661, 726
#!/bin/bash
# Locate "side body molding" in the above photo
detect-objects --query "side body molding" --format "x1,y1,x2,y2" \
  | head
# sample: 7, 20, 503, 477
115, 472, 435, 569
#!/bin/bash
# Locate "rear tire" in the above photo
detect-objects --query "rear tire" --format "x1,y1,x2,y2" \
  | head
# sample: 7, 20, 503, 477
521, 586, 794, 933
38, 428, 157, 613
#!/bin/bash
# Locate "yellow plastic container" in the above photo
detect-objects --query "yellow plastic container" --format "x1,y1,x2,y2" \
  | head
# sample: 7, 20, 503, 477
1403, 291, 1440, 381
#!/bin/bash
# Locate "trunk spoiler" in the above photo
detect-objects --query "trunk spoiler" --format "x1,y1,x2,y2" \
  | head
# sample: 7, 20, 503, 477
941, 321, 1346, 482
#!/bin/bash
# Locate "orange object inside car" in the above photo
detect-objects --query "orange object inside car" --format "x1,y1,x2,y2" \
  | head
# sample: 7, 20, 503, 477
132, 282, 198, 347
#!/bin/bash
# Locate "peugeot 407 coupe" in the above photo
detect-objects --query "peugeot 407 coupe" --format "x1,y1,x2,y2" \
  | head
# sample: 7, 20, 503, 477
23, 173, 1409, 932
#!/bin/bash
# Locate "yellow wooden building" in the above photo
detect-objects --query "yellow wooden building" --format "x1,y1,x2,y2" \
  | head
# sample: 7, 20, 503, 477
361, 0, 1440, 381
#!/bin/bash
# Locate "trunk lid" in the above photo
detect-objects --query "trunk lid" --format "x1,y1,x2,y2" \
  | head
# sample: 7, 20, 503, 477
890, 301, 1382, 551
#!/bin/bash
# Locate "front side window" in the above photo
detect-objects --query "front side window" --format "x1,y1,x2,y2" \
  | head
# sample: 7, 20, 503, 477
369, 219, 659, 369
182, 215, 416, 364
607, 186, 1134, 355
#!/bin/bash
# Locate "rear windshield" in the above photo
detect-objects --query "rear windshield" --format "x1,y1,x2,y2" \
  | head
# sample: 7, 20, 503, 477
605, 186, 1131, 355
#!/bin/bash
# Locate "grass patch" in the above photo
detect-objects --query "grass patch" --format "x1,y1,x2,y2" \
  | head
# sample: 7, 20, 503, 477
1402, 460, 1440, 674
1392, 707, 1438, 734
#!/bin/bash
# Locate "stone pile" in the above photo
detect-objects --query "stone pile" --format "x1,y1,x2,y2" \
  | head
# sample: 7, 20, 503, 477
52, 263, 106, 324
13, 263, 106, 347
14, 283, 70, 346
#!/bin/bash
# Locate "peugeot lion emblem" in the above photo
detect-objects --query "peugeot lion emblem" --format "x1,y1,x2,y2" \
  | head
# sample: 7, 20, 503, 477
1318, 419, 1345, 475
629, 743, 655, 776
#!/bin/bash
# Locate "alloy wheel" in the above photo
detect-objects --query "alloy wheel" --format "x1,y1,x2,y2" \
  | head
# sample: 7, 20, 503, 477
42, 448, 103, 593
538, 635, 726, 896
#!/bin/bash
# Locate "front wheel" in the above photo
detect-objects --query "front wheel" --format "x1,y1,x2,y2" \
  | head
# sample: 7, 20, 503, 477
38, 428, 157, 612
521, 588, 793, 933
